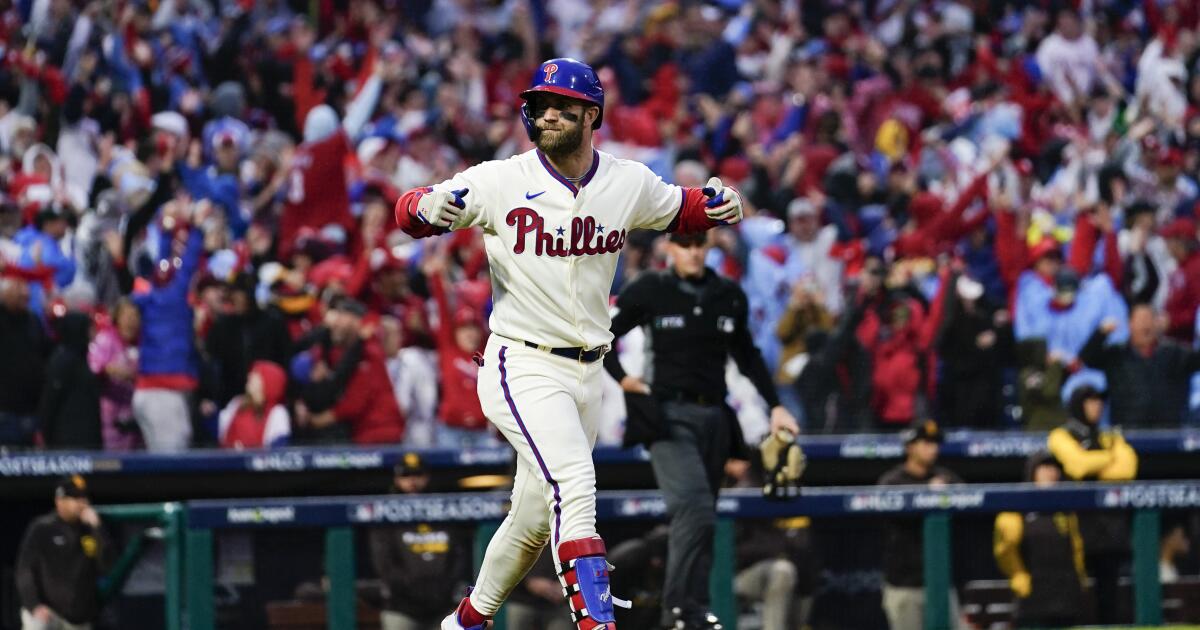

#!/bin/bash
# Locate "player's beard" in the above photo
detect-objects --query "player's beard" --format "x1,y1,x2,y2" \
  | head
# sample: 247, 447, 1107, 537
534, 122, 584, 158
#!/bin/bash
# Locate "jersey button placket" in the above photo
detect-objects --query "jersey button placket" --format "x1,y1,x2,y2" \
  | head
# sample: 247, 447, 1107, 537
568, 187, 586, 348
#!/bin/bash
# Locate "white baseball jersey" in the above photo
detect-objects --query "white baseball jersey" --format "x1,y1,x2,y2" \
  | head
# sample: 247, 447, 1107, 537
429, 148, 686, 349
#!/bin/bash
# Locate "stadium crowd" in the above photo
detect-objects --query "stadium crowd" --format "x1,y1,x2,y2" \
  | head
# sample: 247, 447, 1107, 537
2, 0, 1200, 454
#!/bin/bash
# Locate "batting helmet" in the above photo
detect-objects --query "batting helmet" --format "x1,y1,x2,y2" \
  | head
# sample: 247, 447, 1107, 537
520, 58, 604, 141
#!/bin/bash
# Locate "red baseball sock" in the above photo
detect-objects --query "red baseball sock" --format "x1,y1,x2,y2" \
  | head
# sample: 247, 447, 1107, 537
456, 596, 487, 627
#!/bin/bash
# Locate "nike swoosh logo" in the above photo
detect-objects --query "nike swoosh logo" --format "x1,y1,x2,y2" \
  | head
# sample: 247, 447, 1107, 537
525, 191, 546, 200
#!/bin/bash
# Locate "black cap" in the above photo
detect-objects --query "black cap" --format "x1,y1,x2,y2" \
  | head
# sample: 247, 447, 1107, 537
1055, 268, 1080, 294
394, 452, 427, 477
1024, 450, 1063, 481
668, 232, 707, 246
55, 474, 89, 499
34, 203, 69, 229
1069, 383, 1107, 404
901, 419, 943, 445
1125, 200, 1156, 220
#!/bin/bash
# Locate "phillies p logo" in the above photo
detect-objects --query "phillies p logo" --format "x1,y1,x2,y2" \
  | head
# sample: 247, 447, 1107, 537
543, 63, 559, 83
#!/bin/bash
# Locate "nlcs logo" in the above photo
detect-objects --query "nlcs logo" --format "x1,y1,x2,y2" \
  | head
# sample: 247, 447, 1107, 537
543, 63, 559, 83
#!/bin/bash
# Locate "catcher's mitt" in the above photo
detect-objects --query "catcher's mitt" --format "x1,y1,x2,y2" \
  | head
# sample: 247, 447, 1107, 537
760, 429, 805, 500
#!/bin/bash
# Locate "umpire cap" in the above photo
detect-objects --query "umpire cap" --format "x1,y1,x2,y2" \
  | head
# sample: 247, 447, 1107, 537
668, 231, 708, 246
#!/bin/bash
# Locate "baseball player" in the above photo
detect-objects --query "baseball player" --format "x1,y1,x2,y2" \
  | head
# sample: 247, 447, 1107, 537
392, 58, 742, 630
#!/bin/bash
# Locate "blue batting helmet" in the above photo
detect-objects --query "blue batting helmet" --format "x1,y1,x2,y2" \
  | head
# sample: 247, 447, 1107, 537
520, 58, 604, 140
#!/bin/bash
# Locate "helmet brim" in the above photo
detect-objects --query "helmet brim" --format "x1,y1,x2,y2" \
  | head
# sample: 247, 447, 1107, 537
519, 85, 603, 108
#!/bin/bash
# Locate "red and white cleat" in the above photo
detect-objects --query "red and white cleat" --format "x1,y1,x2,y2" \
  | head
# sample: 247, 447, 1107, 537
441, 595, 490, 630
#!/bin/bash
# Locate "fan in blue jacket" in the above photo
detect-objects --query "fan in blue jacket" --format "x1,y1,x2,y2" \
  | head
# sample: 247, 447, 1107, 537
133, 221, 203, 385
1015, 267, 1129, 398
129, 205, 206, 452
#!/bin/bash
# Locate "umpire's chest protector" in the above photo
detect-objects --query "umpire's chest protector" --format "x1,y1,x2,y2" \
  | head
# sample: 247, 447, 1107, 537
647, 271, 743, 353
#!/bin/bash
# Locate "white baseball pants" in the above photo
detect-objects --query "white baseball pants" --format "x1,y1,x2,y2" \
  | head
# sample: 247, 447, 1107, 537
468, 335, 605, 616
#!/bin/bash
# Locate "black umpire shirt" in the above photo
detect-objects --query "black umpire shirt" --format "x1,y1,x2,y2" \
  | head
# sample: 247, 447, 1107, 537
605, 268, 780, 409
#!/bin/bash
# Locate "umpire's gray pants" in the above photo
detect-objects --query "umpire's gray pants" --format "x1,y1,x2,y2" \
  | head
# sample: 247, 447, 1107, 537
649, 400, 731, 625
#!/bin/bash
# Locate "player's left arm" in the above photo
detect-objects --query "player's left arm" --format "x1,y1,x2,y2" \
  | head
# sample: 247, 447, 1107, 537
1098, 432, 1138, 481
629, 164, 742, 233
728, 286, 783, 410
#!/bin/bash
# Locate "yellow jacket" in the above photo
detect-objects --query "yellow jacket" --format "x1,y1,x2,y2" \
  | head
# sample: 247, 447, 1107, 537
993, 511, 1087, 597
1047, 427, 1137, 481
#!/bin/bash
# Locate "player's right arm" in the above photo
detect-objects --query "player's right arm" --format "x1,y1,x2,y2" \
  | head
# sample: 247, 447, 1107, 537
993, 512, 1031, 597
15, 519, 44, 614
394, 186, 452, 239
393, 167, 491, 239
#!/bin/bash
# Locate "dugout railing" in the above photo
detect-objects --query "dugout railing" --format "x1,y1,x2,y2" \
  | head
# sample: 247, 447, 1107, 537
93, 502, 186, 630
168, 480, 1200, 630
2, 429, 1197, 480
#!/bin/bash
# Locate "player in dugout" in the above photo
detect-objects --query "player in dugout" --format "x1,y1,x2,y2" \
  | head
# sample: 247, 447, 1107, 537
1047, 385, 1138, 624
369, 453, 472, 630
16, 475, 115, 630
877, 419, 966, 630
993, 451, 1088, 629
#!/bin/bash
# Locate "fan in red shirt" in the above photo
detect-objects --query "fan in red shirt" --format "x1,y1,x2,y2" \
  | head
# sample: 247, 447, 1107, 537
277, 26, 386, 260
218, 361, 291, 449
1161, 217, 1200, 342
422, 247, 493, 449
362, 248, 434, 350
302, 297, 405, 445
